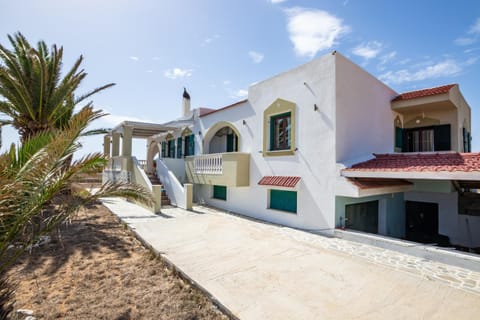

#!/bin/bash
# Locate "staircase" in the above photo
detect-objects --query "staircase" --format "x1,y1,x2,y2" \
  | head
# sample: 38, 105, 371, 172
147, 172, 171, 206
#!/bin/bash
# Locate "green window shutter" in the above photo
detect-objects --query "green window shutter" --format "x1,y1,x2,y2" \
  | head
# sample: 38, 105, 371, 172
433, 124, 451, 151
270, 190, 297, 213
177, 137, 182, 158
468, 132, 471, 152
168, 140, 175, 158
188, 134, 195, 155
463, 127, 468, 152
161, 141, 166, 158
213, 185, 227, 200
395, 127, 404, 150
226, 133, 234, 152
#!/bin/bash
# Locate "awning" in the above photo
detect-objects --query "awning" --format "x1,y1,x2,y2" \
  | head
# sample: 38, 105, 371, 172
258, 176, 301, 188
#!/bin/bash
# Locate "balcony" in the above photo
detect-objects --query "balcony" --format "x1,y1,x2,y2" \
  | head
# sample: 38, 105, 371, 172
185, 152, 250, 187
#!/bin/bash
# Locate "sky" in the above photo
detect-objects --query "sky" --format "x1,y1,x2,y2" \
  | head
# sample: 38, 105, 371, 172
0, 0, 480, 158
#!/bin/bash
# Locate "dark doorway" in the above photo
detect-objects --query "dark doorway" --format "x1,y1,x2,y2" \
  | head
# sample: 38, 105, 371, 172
405, 201, 439, 243
345, 201, 379, 234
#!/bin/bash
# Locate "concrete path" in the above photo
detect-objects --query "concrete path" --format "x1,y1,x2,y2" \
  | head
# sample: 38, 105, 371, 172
101, 198, 480, 320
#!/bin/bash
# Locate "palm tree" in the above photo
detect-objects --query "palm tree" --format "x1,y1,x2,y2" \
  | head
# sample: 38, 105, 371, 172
0, 106, 153, 273
0, 32, 114, 141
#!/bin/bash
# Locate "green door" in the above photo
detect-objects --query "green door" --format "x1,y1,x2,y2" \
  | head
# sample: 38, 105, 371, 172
226, 133, 234, 152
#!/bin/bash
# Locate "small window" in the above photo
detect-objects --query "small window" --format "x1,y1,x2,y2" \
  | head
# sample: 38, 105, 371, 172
213, 185, 227, 200
269, 189, 297, 213
270, 112, 291, 151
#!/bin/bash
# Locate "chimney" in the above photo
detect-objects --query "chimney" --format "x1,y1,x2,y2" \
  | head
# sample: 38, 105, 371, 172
182, 87, 191, 117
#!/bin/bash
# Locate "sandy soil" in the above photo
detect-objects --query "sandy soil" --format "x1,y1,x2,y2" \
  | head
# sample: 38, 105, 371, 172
7, 202, 229, 320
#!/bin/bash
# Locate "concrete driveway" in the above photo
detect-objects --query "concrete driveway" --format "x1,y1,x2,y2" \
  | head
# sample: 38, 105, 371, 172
102, 198, 480, 320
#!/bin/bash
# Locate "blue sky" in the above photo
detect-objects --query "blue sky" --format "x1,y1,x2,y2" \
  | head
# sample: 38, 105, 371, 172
1, 0, 479, 158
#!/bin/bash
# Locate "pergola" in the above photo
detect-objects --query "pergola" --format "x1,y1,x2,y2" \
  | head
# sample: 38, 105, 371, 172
103, 121, 176, 158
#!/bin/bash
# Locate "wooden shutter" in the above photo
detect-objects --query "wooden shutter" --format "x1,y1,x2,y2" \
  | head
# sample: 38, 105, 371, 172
433, 124, 451, 151
188, 134, 195, 155
395, 127, 404, 150
213, 185, 227, 200
177, 137, 182, 158
226, 133, 234, 152
270, 190, 297, 213
161, 141, 166, 158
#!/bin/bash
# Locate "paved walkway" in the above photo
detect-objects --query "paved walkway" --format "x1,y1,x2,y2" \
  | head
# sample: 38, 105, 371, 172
101, 198, 480, 320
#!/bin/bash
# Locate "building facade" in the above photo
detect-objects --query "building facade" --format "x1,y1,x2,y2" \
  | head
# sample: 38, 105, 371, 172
104, 51, 480, 250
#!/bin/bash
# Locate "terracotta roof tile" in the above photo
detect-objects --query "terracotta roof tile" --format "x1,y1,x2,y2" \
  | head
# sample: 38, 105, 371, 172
258, 176, 301, 188
393, 84, 456, 101
344, 153, 480, 173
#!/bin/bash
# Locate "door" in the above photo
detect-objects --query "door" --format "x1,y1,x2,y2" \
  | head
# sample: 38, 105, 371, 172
345, 201, 379, 234
405, 201, 439, 243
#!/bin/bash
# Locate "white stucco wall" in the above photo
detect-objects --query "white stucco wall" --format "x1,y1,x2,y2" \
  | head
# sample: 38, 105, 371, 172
335, 53, 398, 164
404, 191, 480, 247
193, 53, 338, 231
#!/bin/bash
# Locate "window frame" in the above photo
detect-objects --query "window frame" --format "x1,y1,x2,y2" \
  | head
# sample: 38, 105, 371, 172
262, 98, 296, 157
270, 112, 291, 151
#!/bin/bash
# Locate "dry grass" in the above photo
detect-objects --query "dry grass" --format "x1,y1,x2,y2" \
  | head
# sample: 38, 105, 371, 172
7, 203, 229, 320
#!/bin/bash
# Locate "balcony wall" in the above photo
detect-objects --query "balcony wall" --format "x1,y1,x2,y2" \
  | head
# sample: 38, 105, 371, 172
185, 152, 250, 187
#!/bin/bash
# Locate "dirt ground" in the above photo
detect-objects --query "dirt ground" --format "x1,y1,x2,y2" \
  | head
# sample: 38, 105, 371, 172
7, 202, 229, 320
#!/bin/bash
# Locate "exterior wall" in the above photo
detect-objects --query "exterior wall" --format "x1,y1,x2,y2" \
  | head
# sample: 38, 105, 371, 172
335, 53, 398, 164
335, 193, 405, 238
193, 53, 337, 231
404, 190, 480, 247
450, 86, 472, 151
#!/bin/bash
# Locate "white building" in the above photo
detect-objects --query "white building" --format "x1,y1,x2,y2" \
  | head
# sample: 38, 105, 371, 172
104, 51, 480, 251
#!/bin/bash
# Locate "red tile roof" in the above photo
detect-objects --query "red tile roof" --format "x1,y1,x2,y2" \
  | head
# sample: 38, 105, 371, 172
344, 153, 480, 173
200, 99, 248, 117
347, 178, 413, 189
258, 176, 301, 188
393, 84, 456, 101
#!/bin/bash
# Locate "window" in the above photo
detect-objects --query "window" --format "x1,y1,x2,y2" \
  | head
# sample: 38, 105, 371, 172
161, 141, 166, 158
403, 124, 451, 152
184, 134, 195, 157
262, 98, 296, 157
269, 189, 297, 213
463, 127, 471, 153
270, 112, 291, 151
213, 185, 227, 200
167, 139, 175, 158
177, 137, 182, 158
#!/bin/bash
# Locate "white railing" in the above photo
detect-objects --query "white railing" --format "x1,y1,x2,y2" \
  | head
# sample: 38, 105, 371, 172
194, 153, 223, 175
137, 159, 147, 170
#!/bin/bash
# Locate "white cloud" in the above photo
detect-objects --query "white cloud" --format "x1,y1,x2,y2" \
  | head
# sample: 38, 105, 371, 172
202, 34, 220, 46
223, 80, 231, 85
455, 18, 480, 45
230, 89, 248, 99
352, 41, 383, 59
455, 37, 476, 46
129, 56, 139, 61
379, 59, 462, 85
146, 70, 153, 73
248, 51, 264, 63
271, 0, 287, 3
468, 18, 480, 34
285, 8, 350, 57
164, 68, 193, 79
